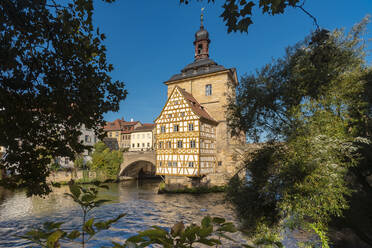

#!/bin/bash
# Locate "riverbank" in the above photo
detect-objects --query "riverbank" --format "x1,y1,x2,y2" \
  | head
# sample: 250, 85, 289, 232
51, 177, 119, 186
158, 182, 226, 194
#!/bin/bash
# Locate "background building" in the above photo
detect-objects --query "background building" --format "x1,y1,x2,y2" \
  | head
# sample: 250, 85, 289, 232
56, 124, 98, 168
104, 118, 141, 149
130, 124, 155, 151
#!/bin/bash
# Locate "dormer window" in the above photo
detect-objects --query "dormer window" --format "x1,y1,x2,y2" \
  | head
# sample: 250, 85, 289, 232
205, 84, 212, 96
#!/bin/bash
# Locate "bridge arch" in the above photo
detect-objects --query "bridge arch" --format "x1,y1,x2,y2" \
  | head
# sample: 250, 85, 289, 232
119, 151, 156, 178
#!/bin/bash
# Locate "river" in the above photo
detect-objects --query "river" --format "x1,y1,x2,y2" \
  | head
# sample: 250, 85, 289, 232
0, 179, 249, 247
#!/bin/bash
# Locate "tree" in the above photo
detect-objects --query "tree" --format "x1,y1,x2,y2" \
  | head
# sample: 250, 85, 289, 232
226, 17, 372, 246
0, 0, 127, 196
180, 0, 319, 32
90, 142, 122, 179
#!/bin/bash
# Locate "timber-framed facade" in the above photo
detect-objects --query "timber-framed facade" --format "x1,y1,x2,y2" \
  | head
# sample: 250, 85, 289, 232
155, 86, 218, 177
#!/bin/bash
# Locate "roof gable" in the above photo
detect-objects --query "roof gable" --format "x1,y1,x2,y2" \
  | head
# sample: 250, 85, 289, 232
155, 86, 217, 125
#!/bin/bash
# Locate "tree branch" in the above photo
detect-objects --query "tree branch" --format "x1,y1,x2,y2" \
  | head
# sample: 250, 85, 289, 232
295, 4, 320, 30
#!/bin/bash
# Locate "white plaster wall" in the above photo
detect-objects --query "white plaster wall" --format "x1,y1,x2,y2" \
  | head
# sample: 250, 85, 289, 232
130, 131, 153, 151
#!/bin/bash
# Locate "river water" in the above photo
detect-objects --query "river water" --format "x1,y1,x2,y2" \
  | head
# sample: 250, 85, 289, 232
0, 180, 249, 247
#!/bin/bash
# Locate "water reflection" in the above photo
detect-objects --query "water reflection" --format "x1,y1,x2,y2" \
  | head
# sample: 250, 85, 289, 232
0, 180, 246, 247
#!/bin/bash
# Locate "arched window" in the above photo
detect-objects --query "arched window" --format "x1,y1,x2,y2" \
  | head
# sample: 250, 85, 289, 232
198, 44, 203, 54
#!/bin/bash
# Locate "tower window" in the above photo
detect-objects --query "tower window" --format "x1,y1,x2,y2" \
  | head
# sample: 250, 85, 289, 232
205, 84, 212, 96
198, 44, 203, 54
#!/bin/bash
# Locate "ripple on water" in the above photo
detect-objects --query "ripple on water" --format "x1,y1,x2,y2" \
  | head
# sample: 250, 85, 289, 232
0, 181, 246, 247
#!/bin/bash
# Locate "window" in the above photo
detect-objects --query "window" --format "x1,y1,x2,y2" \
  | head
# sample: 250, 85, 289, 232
218, 161, 222, 166
173, 162, 177, 167
168, 161, 172, 167
205, 84, 212, 96
142, 134, 145, 138
147, 133, 151, 138
137, 143, 140, 147
158, 142, 163, 149
85, 135, 91, 143
142, 143, 145, 147
188, 162, 194, 168
190, 140, 196, 148
188, 123, 194, 131
167, 141, 172, 148
174, 100, 179, 105
116, 132, 119, 137
168, 114, 172, 118
181, 112, 185, 117
174, 125, 179, 132
147, 143, 150, 147
65, 157, 69, 164
159, 161, 162, 167
161, 126, 166, 133
132, 144, 135, 148
198, 44, 203, 54
177, 140, 183, 148
109, 132, 112, 137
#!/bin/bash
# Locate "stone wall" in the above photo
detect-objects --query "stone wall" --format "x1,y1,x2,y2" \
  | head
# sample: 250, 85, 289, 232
47, 170, 97, 183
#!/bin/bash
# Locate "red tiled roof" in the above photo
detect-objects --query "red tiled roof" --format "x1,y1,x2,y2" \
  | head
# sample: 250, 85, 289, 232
104, 119, 140, 131
178, 87, 218, 125
132, 123, 155, 133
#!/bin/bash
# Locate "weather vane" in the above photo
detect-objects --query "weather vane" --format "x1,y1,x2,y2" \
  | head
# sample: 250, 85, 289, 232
200, 7, 205, 29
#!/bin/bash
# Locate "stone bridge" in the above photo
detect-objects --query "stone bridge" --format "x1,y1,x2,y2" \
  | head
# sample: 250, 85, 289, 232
119, 151, 156, 178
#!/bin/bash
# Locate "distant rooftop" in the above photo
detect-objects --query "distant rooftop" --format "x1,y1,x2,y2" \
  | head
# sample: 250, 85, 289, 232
132, 123, 155, 133
104, 119, 140, 131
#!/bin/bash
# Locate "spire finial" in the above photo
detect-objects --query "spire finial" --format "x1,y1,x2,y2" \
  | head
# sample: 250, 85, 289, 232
200, 7, 205, 29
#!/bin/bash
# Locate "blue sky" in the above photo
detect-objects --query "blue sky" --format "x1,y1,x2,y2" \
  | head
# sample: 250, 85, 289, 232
94, 0, 372, 123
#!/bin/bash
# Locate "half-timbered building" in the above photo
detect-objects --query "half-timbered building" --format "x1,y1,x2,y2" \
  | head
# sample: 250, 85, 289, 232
155, 86, 218, 177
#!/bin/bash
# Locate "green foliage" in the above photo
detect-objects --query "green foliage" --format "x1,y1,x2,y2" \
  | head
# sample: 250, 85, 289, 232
20, 182, 126, 248
0, 0, 127, 196
117, 215, 239, 248
227, 17, 372, 246
90, 142, 123, 179
50, 162, 61, 172
74, 155, 85, 170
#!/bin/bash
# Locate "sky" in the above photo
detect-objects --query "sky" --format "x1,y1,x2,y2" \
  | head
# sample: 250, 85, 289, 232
93, 0, 372, 124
